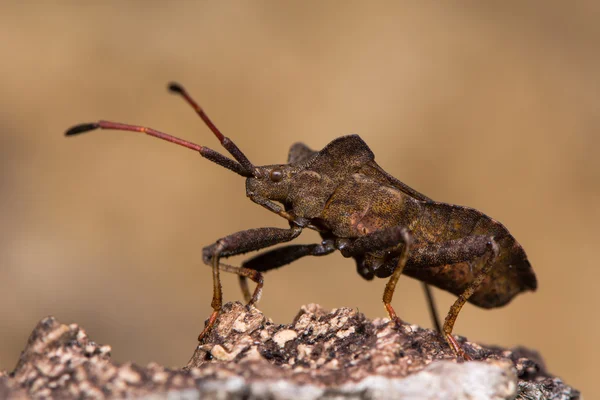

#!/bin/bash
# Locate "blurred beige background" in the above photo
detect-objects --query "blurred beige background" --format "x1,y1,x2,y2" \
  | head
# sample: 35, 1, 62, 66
0, 1, 597, 397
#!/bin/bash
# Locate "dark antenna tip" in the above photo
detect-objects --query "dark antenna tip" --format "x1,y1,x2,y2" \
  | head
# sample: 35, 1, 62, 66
168, 82, 184, 94
65, 123, 100, 136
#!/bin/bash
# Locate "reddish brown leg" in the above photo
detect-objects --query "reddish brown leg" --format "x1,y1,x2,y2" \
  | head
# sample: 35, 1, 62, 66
382, 228, 412, 326
198, 226, 302, 342
442, 239, 499, 360
197, 310, 219, 341
197, 240, 225, 341
198, 263, 264, 341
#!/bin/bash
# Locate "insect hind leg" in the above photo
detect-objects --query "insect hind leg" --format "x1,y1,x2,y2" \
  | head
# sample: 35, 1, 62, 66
239, 242, 336, 303
443, 238, 499, 360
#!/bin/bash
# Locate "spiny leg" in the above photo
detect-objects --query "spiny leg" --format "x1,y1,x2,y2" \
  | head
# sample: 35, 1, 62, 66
442, 238, 499, 360
198, 226, 302, 341
239, 241, 336, 303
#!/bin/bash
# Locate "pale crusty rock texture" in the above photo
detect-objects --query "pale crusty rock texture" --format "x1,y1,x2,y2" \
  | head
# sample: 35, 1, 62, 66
0, 302, 580, 399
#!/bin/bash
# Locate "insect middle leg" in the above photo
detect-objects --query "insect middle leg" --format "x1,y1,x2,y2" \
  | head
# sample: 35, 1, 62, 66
240, 237, 442, 332
336, 226, 413, 324
199, 226, 302, 341
382, 228, 412, 324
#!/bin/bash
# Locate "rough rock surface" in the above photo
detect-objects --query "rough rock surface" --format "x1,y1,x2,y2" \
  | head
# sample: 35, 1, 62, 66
0, 302, 580, 399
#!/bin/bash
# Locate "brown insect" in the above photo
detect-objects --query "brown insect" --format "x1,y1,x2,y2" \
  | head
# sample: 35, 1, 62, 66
66, 83, 537, 359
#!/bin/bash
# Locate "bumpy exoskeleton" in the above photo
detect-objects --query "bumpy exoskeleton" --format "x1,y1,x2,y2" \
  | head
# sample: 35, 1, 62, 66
66, 83, 537, 359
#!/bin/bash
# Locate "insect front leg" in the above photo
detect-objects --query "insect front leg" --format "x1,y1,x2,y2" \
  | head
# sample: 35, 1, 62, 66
215, 262, 266, 307
239, 241, 336, 303
199, 226, 302, 341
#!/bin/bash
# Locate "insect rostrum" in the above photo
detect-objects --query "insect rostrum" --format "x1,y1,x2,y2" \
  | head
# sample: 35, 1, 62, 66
66, 83, 537, 360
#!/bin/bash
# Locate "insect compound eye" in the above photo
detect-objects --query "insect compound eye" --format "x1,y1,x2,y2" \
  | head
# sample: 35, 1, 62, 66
269, 168, 283, 182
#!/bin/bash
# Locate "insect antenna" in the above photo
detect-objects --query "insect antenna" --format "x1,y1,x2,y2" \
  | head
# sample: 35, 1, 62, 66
168, 83, 255, 176
64, 85, 254, 177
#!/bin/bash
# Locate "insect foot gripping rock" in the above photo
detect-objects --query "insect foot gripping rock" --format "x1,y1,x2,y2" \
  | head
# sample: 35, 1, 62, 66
66, 82, 537, 359
0, 305, 579, 399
